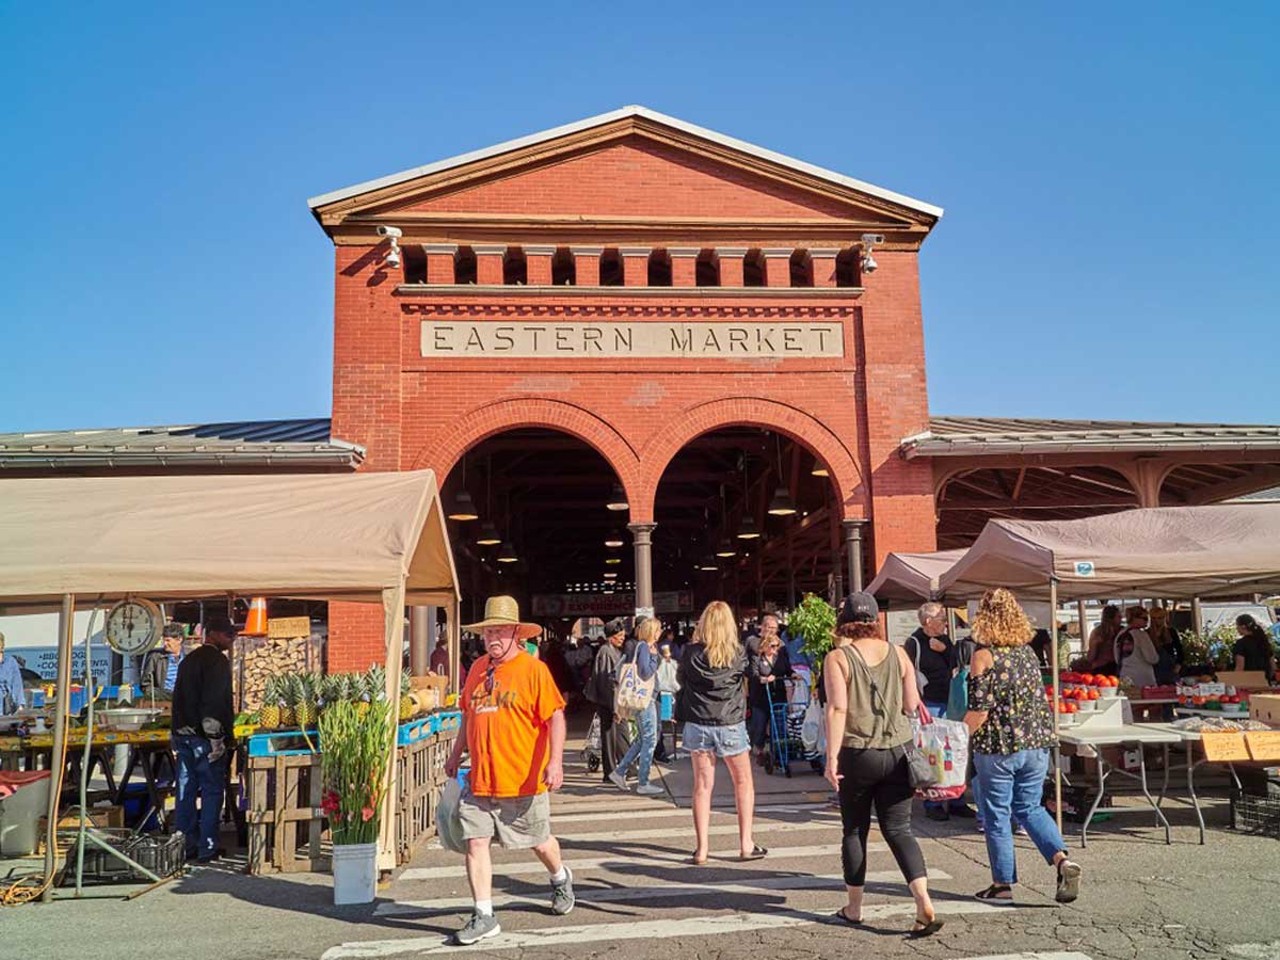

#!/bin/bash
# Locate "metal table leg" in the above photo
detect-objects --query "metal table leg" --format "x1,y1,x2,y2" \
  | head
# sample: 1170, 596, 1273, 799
1186, 757, 1206, 845
1136, 745, 1172, 844
1081, 755, 1110, 848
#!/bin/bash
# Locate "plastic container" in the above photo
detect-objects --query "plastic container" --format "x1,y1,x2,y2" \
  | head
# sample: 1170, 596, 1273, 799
331, 841, 378, 904
0, 770, 53, 856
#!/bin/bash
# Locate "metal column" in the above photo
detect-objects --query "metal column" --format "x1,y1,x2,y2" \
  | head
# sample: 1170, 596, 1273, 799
629, 522, 657, 617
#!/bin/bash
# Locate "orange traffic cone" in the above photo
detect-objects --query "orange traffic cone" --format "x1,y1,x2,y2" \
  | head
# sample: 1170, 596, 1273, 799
243, 597, 269, 636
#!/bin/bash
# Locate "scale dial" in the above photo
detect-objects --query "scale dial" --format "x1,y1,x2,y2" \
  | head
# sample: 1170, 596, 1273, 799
104, 598, 163, 656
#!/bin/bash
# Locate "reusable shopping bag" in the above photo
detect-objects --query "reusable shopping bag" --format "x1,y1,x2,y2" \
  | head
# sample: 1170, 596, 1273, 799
908, 715, 970, 801
946, 666, 970, 721
435, 776, 467, 854
800, 699, 825, 754
614, 646, 655, 719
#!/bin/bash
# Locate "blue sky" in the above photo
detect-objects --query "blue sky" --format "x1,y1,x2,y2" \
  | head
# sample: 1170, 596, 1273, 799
1, 2, 1277, 433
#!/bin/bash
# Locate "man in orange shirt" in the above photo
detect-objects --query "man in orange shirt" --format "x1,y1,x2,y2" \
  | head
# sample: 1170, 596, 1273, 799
444, 596, 571, 946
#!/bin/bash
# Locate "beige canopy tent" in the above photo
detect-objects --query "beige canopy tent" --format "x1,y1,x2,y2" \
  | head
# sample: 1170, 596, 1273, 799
0, 469, 460, 884
867, 549, 966, 603
938, 503, 1280, 602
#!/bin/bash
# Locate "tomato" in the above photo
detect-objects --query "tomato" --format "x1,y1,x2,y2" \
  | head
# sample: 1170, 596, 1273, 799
1088, 689, 1100, 701
1067, 702, 1078, 713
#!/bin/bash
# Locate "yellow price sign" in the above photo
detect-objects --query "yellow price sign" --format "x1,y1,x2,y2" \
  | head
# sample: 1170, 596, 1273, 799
1201, 732, 1250, 762
1245, 731, 1280, 762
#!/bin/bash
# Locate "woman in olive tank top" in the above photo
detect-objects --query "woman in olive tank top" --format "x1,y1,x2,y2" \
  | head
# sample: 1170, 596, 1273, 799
822, 592, 942, 938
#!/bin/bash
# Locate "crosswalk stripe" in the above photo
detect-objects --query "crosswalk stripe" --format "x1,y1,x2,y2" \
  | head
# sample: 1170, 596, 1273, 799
321, 901, 1019, 958
552, 802, 839, 825
376, 868, 954, 915
398, 843, 882, 881
953, 954, 1093, 960
558, 819, 837, 844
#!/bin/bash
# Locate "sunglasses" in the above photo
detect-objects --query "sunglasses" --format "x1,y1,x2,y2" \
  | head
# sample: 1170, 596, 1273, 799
484, 664, 496, 696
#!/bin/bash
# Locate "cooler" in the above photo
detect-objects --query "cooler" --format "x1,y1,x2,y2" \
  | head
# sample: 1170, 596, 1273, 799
0, 770, 53, 856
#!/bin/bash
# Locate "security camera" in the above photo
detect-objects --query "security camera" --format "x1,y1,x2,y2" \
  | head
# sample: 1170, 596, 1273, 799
375, 225, 403, 239
385, 246, 402, 269
860, 233, 885, 246
861, 252, 877, 273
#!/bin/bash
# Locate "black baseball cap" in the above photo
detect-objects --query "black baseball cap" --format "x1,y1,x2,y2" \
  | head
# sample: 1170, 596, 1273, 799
837, 591, 879, 625
605, 617, 628, 637
203, 614, 238, 637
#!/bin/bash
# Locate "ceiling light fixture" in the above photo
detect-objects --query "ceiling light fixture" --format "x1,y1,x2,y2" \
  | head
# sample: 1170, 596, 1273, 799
737, 515, 761, 539
605, 556, 621, 565
768, 486, 797, 516
606, 483, 629, 512
448, 490, 479, 522
496, 541, 518, 563
811, 461, 830, 478
475, 521, 501, 546
604, 530, 625, 548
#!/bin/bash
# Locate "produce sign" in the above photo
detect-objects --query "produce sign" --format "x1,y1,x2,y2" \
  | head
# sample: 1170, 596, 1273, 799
1201, 732, 1250, 762
1244, 731, 1280, 762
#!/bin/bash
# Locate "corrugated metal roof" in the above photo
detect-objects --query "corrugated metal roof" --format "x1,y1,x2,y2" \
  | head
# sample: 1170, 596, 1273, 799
0, 418, 363, 470
903, 416, 1280, 458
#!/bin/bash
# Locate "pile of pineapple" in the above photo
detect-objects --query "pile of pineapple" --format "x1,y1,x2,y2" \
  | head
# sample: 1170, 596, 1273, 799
258, 667, 420, 730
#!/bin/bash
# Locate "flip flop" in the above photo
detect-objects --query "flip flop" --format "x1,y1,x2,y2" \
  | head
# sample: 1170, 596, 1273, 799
736, 844, 768, 861
833, 907, 865, 927
974, 884, 1014, 903
688, 851, 708, 866
909, 917, 944, 938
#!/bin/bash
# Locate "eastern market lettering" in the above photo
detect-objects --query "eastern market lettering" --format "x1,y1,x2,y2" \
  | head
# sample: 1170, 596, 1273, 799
421, 321, 843, 359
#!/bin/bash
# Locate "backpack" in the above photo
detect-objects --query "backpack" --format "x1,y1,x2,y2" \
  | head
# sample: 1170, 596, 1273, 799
1115, 629, 1137, 666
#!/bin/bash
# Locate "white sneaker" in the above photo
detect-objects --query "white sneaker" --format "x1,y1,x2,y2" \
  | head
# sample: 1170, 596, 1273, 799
607, 770, 629, 791
635, 783, 665, 797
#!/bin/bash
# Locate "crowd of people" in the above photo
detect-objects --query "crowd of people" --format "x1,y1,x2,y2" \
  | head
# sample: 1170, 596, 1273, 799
442, 587, 1097, 946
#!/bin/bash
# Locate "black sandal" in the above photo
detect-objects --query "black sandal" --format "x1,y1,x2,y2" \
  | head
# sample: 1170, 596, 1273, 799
833, 907, 864, 926
910, 917, 944, 938
736, 844, 768, 861
974, 883, 1014, 903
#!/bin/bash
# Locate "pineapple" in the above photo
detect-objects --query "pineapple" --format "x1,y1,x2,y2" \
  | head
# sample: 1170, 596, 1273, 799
398, 672, 416, 722
366, 665, 387, 703
259, 677, 282, 730
279, 674, 298, 729
295, 673, 318, 729
319, 673, 342, 712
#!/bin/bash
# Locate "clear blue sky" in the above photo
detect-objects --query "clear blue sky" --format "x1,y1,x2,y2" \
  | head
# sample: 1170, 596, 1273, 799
2, 2, 1277, 433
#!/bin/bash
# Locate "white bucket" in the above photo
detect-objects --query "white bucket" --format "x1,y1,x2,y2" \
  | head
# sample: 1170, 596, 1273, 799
331, 841, 378, 905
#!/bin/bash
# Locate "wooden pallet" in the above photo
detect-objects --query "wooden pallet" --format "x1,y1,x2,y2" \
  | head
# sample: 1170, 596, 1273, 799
394, 731, 459, 865
245, 752, 323, 874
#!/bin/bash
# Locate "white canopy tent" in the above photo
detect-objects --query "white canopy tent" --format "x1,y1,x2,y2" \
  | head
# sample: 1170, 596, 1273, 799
0, 470, 460, 883
867, 549, 966, 603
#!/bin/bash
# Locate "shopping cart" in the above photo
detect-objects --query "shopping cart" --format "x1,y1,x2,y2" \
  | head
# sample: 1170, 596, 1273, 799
581, 714, 602, 773
765, 682, 792, 777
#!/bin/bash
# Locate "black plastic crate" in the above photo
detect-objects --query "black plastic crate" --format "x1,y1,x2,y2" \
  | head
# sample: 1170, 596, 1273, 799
58, 829, 186, 885
1230, 788, 1280, 839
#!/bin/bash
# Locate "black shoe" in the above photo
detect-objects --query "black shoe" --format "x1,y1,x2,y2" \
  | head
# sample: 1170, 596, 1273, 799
949, 805, 977, 818
924, 807, 951, 822
195, 847, 227, 863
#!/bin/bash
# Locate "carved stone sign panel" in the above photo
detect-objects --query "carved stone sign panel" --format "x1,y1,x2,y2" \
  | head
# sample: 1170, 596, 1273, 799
420, 321, 844, 359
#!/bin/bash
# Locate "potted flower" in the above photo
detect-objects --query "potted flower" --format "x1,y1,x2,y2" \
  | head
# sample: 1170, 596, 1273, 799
319, 696, 393, 905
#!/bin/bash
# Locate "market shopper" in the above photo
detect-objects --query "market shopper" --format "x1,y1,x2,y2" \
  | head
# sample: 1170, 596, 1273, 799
143, 622, 186, 696
905, 602, 972, 821
1084, 604, 1122, 675
1234, 615, 1276, 678
171, 614, 236, 863
653, 641, 680, 762
1116, 606, 1159, 689
586, 619, 630, 782
823, 592, 942, 938
747, 632, 794, 766
678, 600, 764, 865
444, 596, 574, 946
964, 589, 1082, 906
0, 631, 27, 714
1147, 607, 1183, 684
609, 617, 664, 795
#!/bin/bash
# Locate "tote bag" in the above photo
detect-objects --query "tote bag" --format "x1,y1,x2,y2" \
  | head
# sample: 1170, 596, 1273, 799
614, 647, 656, 719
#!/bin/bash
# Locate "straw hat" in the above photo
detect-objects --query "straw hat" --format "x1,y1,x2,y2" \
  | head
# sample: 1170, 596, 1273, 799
464, 595, 542, 640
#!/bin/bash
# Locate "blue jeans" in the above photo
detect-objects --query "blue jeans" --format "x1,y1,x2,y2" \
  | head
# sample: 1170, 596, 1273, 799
973, 748, 1067, 884
173, 734, 227, 860
924, 703, 970, 813
615, 702, 658, 787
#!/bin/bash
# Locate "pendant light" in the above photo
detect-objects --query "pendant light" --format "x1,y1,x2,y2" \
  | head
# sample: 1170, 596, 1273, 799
447, 456, 479, 521
475, 456, 501, 544
605, 556, 622, 565
606, 482, 629, 512
811, 460, 830, 478
496, 541, 518, 563
604, 529, 625, 548
603, 571, 618, 580
697, 556, 719, 571
768, 435, 797, 516
737, 515, 761, 539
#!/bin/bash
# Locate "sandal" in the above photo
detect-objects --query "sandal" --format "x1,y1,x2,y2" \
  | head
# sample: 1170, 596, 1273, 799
833, 907, 864, 926
910, 916, 944, 938
974, 883, 1014, 903
688, 851, 708, 866
1055, 859, 1082, 904
736, 844, 768, 862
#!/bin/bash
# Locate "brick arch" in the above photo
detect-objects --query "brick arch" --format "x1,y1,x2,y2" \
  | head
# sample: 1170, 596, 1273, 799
637, 397, 865, 521
409, 398, 643, 508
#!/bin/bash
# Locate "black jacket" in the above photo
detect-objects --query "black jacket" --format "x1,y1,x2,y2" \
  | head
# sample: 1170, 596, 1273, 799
747, 646, 793, 707
904, 628, 956, 705
676, 643, 747, 726
586, 641, 624, 706
170, 644, 234, 739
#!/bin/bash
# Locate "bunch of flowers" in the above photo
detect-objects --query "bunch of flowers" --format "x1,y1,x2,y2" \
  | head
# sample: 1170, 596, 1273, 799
318, 698, 393, 845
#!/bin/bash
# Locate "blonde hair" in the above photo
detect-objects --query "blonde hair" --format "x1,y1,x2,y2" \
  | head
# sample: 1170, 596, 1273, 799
696, 601, 741, 669
636, 618, 662, 646
971, 589, 1034, 648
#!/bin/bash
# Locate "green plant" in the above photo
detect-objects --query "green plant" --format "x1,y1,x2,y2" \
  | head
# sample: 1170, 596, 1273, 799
789, 593, 837, 661
1179, 626, 1238, 671
319, 698, 394, 845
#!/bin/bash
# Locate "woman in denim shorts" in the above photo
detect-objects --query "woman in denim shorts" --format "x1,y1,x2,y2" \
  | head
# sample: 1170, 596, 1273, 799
676, 601, 766, 865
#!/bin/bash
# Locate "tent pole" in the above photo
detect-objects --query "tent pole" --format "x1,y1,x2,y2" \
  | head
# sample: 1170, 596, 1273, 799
1076, 599, 1088, 658
448, 596, 461, 696
378, 582, 407, 873
43, 593, 75, 902
1050, 578, 1063, 834
1192, 597, 1203, 635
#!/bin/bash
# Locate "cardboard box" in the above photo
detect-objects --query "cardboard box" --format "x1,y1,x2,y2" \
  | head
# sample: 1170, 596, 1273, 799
35, 806, 126, 853
409, 674, 448, 711
1250, 694, 1280, 726
1217, 671, 1271, 692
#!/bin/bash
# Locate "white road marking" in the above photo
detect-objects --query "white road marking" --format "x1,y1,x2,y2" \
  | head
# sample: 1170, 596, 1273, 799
552, 803, 839, 825
954, 954, 1094, 960
376, 868, 953, 915
398, 843, 882, 880
321, 901, 1018, 958
557, 819, 837, 843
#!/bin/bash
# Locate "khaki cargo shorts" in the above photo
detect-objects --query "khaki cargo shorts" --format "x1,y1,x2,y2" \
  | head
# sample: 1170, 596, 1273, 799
458, 791, 552, 849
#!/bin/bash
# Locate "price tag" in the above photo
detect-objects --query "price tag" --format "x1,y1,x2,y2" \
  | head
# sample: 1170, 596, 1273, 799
1201, 732, 1250, 762
1245, 731, 1280, 762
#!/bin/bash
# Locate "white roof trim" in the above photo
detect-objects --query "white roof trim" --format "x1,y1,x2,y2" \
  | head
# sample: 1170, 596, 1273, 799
307, 105, 944, 219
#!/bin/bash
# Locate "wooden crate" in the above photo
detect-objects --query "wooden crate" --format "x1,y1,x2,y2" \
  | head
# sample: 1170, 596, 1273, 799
394, 729, 459, 865
245, 752, 324, 875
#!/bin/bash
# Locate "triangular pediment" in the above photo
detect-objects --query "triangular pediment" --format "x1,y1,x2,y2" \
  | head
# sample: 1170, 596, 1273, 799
310, 107, 941, 237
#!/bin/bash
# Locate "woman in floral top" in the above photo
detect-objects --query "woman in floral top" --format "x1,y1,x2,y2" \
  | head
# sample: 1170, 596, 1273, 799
964, 589, 1082, 906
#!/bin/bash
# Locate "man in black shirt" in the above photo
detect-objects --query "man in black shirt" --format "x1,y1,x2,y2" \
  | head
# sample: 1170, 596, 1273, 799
171, 614, 236, 862
905, 602, 973, 821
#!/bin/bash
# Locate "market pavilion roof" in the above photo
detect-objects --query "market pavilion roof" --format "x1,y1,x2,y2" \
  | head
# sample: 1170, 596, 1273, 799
0, 418, 363, 471
901, 416, 1280, 458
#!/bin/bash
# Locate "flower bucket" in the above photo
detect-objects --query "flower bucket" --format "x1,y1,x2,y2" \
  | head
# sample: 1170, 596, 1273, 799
331, 841, 377, 905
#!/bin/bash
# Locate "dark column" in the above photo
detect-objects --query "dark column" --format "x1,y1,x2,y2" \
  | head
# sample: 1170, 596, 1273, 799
629, 522, 657, 616
843, 519, 867, 594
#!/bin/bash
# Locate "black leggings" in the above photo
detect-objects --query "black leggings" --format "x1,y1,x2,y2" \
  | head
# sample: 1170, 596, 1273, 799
837, 745, 927, 887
